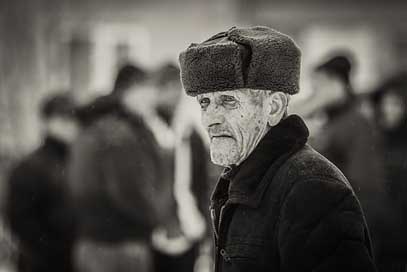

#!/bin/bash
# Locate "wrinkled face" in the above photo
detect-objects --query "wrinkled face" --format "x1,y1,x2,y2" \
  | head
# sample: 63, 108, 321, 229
197, 89, 271, 167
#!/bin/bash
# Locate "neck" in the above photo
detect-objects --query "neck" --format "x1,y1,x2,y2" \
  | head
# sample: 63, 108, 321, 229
236, 125, 270, 166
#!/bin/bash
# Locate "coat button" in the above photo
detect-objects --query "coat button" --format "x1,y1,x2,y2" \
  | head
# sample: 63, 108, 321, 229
220, 249, 231, 262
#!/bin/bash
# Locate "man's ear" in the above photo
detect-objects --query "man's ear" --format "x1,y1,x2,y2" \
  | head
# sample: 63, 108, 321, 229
267, 92, 288, 127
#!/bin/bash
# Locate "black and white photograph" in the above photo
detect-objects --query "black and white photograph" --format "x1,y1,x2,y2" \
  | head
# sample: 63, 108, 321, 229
0, 0, 407, 271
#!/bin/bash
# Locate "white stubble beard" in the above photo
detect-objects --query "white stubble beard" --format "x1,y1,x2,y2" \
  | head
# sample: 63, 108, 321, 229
209, 137, 240, 167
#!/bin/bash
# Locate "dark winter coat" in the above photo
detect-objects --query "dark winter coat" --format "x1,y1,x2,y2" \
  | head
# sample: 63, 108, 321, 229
5, 137, 76, 272
210, 115, 376, 272
69, 104, 173, 243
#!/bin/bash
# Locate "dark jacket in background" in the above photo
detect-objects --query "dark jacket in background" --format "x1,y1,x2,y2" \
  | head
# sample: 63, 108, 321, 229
210, 115, 376, 272
318, 102, 385, 202
383, 126, 407, 220
367, 74, 407, 267
315, 102, 399, 261
69, 101, 173, 243
5, 137, 76, 272
377, 118, 407, 264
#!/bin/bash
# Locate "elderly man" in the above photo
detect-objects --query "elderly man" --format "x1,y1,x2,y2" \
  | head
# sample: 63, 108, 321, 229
179, 26, 376, 272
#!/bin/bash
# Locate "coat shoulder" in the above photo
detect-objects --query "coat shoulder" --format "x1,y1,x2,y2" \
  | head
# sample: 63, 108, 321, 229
281, 144, 352, 189
274, 145, 375, 271
271, 144, 365, 234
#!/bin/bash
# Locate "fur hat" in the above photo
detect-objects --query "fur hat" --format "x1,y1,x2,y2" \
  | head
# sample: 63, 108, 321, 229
179, 26, 301, 96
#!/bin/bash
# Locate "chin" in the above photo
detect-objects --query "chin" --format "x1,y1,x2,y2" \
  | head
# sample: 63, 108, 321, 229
209, 138, 241, 166
210, 149, 240, 167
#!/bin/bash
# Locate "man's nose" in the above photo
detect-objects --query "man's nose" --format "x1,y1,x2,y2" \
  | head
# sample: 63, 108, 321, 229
202, 104, 225, 128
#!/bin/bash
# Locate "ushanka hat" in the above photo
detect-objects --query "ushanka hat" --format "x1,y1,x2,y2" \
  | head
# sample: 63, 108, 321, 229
179, 26, 301, 96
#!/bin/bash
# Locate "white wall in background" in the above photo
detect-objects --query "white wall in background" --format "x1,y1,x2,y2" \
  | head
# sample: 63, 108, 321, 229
89, 23, 151, 97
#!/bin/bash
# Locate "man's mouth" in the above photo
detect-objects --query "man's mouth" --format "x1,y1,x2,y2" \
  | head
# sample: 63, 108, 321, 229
211, 134, 234, 140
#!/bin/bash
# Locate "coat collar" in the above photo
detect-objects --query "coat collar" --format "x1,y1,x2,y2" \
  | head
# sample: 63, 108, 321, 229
210, 115, 309, 208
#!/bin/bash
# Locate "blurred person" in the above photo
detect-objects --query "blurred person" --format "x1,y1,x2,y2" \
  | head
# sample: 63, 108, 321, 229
69, 64, 173, 272
151, 63, 218, 272
309, 54, 401, 270
5, 93, 79, 272
75, 93, 120, 128
379, 90, 405, 130
373, 72, 407, 133
309, 54, 386, 200
371, 74, 407, 262
179, 26, 376, 272
154, 63, 183, 124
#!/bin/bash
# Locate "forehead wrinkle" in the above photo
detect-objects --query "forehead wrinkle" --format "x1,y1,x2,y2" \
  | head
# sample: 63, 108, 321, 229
239, 89, 265, 106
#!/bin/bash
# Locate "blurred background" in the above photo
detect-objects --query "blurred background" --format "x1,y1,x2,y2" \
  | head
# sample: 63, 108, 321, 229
1, 0, 407, 155
0, 0, 407, 272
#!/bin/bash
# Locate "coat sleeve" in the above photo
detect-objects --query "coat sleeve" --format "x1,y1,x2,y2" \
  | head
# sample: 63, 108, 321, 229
278, 178, 377, 272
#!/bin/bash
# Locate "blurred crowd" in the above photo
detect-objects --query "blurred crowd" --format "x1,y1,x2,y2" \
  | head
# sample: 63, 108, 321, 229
2, 62, 222, 272
1, 50, 407, 272
296, 53, 407, 272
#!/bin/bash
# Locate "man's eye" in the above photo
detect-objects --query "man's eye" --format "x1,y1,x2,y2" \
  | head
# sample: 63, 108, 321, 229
199, 98, 210, 109
221, 96, 237, 105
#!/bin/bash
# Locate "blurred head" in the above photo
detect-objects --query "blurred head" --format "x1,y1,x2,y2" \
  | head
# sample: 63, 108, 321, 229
311, 54, 354, 108
197, 89, 288, 167
113, 63, 157, 116
40, 93, 79, 144
154, 63, 182, 118
372, 72, 407, 131
379, 89, 406, 130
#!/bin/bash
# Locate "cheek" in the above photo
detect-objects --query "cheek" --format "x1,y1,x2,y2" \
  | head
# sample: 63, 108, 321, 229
235, 109, 265, 135
227, 114, 247, 141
